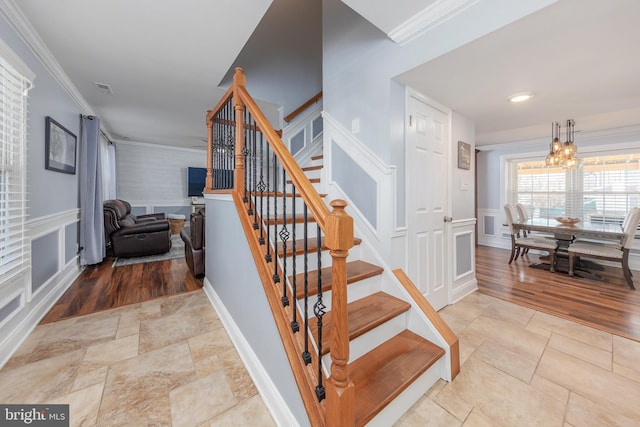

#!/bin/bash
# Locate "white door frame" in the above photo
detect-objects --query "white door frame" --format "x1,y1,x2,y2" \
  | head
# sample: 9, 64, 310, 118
404, 87, 453, 308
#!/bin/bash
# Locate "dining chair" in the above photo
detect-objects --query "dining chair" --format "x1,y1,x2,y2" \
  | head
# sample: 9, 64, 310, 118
568, 207, 640, 289
504, 204, 558, 271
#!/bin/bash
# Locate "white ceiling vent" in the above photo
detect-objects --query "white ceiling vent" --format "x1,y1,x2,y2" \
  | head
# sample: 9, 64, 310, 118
94, 82, 113, 95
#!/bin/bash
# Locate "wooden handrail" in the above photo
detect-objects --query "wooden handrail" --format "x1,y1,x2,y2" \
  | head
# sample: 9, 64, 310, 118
393, 269, 460, 379
237, 85, 330, 231
284, 91, 323, 123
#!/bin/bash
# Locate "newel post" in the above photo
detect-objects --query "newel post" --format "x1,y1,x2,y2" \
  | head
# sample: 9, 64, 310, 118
205, 111, 213, 191
233, 68, 246, 197
325, 199, 355, 426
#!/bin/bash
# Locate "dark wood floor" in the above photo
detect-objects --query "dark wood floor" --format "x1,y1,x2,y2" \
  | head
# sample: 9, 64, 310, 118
477, 245, 640, 342
40, 257, 203, 324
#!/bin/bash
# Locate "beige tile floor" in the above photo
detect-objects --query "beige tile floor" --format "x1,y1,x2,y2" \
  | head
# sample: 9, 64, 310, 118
2, 289, 640, 426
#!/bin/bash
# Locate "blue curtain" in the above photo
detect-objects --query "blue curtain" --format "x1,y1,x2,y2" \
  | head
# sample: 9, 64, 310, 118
79, 116, 105, 265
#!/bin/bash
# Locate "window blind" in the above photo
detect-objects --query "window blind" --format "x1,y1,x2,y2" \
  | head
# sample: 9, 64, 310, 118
0, 55, 31, 288
507, 152, 640, 222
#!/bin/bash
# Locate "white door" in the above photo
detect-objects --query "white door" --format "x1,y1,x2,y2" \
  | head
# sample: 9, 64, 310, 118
407, 95, 450, 311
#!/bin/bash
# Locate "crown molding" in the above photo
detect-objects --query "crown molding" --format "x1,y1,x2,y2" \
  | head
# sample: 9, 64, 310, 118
388, 0, 481, 45
115, 139, 207, 154
0, 0, 95, 116
477, 125, 640, 153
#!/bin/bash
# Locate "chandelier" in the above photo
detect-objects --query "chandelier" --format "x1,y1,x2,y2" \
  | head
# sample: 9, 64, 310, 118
545, 119, 579, 168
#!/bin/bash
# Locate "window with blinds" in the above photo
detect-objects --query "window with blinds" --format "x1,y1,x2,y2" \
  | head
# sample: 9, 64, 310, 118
0, 55, 31, 290
507, 153, 640, 223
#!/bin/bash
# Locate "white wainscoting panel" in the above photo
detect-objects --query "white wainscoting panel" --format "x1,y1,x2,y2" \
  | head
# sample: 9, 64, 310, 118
0, 209, 82, 368
451, 218, 477, 303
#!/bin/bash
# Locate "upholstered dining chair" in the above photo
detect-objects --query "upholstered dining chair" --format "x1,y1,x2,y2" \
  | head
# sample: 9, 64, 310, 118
568, 207, 640, 289
504, 204, 558, 271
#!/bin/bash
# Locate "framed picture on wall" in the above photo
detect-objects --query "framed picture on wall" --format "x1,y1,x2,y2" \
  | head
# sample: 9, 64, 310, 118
457, 140, 471, 170
45, 116, 77, 174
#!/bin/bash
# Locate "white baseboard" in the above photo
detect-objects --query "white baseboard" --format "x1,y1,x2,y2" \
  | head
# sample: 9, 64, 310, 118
203, 279, 298, 427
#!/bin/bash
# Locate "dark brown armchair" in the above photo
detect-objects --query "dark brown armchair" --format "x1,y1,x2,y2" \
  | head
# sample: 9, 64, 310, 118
180, 209, 205, 277
103, 199, 172, 258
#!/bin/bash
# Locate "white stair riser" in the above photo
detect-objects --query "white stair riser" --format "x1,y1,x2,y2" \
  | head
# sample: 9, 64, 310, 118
282, 245, 362, 275
300, 168, 322, 180
250, 196, 309, 216
321, 312, 408, 370
365, 359, 444, 427
296, 274, 381, 314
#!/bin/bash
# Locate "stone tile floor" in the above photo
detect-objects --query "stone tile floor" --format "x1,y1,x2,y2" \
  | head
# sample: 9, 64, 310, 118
1, 289, 640, 426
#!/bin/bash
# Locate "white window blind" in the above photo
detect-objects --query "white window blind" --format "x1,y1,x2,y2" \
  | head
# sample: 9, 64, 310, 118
0, 55, 31, 288
507, 152, 640, 222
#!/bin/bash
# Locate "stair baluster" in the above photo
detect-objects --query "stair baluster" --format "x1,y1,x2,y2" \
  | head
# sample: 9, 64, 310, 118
258, 132, 266, 245
279, 167, 290, 307
290, 185, 299, 332
302, 204, 312, 365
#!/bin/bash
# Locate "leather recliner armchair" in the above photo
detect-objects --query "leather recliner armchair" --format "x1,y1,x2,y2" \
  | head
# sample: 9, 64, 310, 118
180, 208, 205, 277
103, 199, 172, 258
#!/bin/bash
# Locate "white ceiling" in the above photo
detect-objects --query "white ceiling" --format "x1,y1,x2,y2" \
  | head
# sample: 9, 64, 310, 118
13, 0, 640, 152
14, 0, 274, 148
395, 0, 640, 147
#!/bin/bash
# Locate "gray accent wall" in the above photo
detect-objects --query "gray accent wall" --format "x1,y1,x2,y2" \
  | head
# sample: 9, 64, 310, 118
116, 142, 206, 203
332, 142, 377, 228
0, 11, 80, 219
64, 223, 78, 264
31, 232, 59, 294
205, 197, 309, 426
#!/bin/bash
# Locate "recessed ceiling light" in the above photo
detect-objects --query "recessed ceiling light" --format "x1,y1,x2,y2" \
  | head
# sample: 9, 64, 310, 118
508, 92, 535, 103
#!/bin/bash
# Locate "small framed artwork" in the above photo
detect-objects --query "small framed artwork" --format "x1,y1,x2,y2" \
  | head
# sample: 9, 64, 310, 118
457, 140, 471, 170
45, 116, 77, 174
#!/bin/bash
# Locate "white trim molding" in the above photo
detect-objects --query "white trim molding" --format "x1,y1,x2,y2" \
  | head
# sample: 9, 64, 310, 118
450, 218, 477, 303
323, 112, 402, 266
388, 0, 481, 45
0, 209, 82, 368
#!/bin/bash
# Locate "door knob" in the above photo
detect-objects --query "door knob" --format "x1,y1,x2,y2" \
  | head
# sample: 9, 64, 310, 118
444, 216, 453, 223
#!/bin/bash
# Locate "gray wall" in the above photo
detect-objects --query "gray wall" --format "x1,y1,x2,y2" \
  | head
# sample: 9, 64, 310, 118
451, 112, 476, 220
0, 9, 82, 366
1, 12, 80, 218
205, 197, 309, 426
322, 0, 557, 165
116, 142, 206, 201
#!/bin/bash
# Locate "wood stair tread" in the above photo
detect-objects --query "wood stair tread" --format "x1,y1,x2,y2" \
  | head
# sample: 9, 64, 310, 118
287, 177, 320, 184
277, 236, 362, 258
302, 165, 323, 171
292, 260, 383, 299
311, 154, 323, 160
250, 191, 327, 198
350, 330, 445, 426
309, 292, 411, 355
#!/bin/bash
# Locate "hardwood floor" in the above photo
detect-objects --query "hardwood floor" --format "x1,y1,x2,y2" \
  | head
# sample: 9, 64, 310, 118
40, 257, 203, 324
477, 245, 640, 341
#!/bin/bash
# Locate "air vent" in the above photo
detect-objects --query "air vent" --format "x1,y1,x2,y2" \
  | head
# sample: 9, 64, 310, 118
94, 82, 113, 95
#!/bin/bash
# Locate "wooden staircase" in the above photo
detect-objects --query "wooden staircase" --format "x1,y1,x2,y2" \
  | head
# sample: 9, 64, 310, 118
277, 153, 446, 425
205, 69, 456, 426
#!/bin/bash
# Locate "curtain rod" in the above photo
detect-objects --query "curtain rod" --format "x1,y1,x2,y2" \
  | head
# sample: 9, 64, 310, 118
81, 114, 114, 145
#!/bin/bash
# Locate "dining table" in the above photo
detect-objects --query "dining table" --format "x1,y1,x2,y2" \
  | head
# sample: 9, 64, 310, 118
512, 217, 634, 279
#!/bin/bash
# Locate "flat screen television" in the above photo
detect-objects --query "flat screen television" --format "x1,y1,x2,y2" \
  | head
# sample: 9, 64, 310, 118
187, 167, 207, 197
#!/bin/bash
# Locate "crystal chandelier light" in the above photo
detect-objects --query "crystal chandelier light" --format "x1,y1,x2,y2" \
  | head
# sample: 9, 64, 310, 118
545, 119, 579, 168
